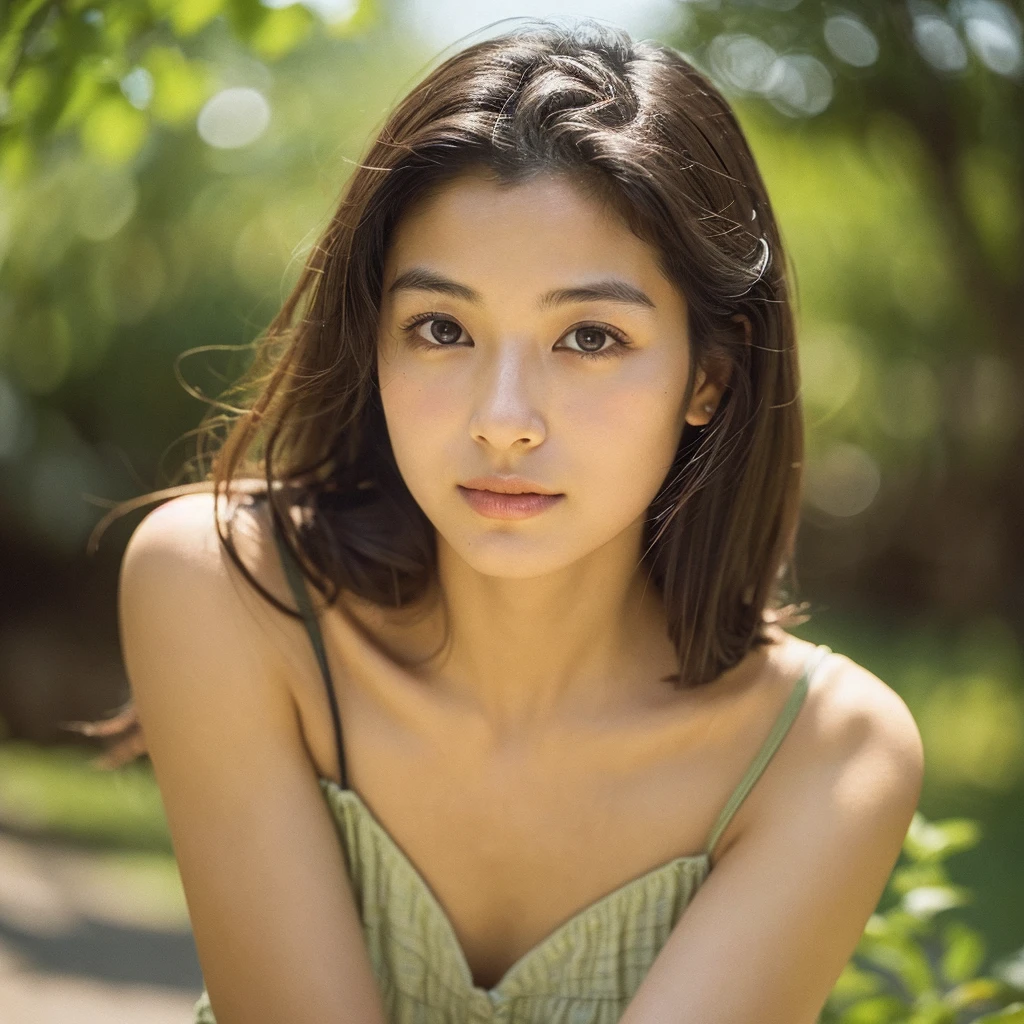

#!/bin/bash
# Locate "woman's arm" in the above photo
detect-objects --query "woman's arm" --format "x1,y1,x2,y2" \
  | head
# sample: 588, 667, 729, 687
119, 493, 388, 1024
619, 657, 925, 1024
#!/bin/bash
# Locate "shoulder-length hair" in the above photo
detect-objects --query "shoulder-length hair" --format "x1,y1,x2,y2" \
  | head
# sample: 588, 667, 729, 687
85, 19, 809, 765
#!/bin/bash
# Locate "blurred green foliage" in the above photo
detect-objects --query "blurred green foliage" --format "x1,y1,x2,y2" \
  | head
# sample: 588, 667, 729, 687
0, 0, 376, 181
0, 0, 397, 553
0, 737, 172, 852
822, 813, 1024, 1023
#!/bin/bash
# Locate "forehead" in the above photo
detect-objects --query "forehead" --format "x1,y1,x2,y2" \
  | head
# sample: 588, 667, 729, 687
383, 169, 680, 307
396, 168, 619, 226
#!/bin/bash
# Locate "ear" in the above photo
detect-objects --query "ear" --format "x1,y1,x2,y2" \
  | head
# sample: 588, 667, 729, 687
683, 314, 750, 427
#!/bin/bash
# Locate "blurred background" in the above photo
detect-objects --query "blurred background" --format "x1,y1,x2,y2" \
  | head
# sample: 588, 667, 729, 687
0, 0, 1021, 1020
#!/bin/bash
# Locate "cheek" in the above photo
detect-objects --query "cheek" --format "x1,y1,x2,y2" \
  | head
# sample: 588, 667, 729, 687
378, 360, 458, 471
561, 358, 687, 487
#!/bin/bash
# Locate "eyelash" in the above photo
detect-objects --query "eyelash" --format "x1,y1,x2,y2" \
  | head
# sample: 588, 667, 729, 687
397, 312, 633, 361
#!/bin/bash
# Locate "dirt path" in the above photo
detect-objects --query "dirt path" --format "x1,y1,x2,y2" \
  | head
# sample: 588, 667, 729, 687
0, 827, 202, 1022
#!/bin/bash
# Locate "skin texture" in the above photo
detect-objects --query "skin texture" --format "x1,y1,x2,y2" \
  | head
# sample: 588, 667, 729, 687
118, 170, 925, 1024
376, 168, 729, 734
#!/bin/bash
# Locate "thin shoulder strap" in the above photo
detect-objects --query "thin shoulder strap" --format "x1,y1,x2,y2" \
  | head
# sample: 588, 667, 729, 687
271, 518, 349, 790
704, 643, 833, 859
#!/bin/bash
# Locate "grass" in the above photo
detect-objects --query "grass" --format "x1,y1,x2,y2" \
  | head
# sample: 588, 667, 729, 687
0, 740, 172, 854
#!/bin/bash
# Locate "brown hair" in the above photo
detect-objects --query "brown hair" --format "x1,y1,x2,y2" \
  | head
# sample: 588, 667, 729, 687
82, 19, 809, 767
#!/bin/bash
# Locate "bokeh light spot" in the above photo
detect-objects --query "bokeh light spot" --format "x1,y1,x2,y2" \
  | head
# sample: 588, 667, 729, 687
765, 53, 833, 116
802, 326, 863, 419
913, 13, 968, 72
805, 441, 881, 517
962, 0, 1023, 75
824, 13, 880, 67
90, 236, 167, 325
197, 87, 271, 149
120, 66, 155, 110
708, 34, 779, 93
74, 167, 138, 242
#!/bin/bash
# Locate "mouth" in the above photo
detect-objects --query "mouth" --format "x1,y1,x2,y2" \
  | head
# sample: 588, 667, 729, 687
459, 475, 561, 495
457, 485, 565, 521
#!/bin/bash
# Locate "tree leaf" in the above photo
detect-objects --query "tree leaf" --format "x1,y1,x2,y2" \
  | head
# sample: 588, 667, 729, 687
941, 920, 987, 985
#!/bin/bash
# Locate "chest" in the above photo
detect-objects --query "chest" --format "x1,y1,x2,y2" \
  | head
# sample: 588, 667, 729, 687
295, 665, 785, 991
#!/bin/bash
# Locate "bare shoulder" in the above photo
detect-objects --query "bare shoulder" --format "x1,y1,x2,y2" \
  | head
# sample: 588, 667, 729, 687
117, 488, 319, 760
120, 489, 296, 621
743, 636, 925, 846
808, 647, 925, 800
117, 488, 310, 753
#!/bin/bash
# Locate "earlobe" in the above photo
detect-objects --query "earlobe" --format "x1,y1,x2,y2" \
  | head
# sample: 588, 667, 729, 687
685, 359, 731, 427
685, 387, 722, 427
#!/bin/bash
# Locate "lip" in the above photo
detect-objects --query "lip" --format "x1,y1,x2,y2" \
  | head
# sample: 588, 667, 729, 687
457, 484, 565, 521
460, 475, 561, 495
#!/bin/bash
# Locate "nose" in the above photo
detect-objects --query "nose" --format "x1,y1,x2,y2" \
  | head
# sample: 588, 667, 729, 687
468, 343, 547, 452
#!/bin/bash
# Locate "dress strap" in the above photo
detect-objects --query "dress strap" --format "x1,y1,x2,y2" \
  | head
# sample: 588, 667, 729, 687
270, 518, 349, 790
704, 643, 833, 859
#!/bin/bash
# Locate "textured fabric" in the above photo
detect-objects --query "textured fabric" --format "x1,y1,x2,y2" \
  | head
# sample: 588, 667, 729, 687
193, 642, 832, 1023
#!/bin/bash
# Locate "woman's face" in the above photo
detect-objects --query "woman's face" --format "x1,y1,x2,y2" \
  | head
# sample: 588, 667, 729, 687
376, 168, 717, 580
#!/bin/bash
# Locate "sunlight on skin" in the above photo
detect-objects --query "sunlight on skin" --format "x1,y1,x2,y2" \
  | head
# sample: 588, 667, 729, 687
375, 169, 729, 732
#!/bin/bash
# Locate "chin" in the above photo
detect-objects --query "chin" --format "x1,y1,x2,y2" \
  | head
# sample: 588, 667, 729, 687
442, 531, 590, 580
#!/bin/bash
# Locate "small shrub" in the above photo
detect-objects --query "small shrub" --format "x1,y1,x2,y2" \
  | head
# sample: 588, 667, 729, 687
822, 813, 1024, 1023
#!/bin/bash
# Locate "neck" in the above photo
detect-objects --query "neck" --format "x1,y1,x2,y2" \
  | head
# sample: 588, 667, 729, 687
420, 522, 678, 738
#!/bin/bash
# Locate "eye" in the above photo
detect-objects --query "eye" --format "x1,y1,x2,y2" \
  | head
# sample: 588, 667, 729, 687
399, 313, 468, 349
557, 323, 632, 360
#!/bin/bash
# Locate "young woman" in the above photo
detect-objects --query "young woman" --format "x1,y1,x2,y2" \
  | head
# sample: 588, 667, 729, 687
113, 20, 924, 1024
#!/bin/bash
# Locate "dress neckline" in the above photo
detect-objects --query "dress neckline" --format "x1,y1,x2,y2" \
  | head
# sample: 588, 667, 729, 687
317, 775, 710, 997
312, 641, 831, 996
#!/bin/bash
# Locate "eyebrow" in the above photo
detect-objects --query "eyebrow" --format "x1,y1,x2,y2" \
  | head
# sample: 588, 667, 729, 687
386, 266, 657, 311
